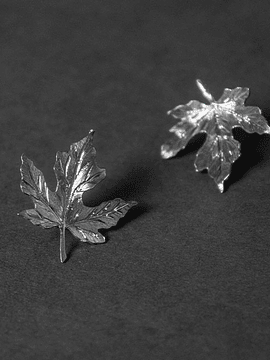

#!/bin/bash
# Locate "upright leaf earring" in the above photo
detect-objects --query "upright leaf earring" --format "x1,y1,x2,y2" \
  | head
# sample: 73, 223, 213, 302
161, 79, 270, 192
19, 130, 137, 263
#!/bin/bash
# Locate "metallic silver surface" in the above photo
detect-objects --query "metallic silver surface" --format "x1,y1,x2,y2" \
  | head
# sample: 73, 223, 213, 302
19, 130, 137, 263
161, 80, 270, 192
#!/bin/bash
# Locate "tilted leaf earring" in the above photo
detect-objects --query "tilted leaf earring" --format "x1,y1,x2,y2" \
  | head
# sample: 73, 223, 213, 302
161, 79, 270, 192
19, 130, 137, 263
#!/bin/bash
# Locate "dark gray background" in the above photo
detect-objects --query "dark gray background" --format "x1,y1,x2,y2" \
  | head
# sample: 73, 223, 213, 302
1, 0, 270, 359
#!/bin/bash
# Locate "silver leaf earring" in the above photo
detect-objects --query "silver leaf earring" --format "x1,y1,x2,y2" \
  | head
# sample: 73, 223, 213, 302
19, 130, 137, 263
161, 79, 270, 192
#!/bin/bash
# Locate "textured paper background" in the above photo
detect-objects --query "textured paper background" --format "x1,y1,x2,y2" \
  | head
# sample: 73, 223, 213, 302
1, 1, 270, 359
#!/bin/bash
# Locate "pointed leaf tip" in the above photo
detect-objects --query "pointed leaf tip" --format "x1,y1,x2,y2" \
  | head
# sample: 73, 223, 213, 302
161, 145, 175, 159
217, 182, 224, 193
60, 254, 67, 263
20, 153, 28, 163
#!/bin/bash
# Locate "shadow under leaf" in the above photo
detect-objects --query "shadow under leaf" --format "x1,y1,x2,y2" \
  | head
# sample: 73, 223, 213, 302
65, 236, 81, 261
80, 158, 157, 242
170, 133, 207, 159
83, 158, 157, 206
225, 128, 270, 190
164, 124, 270, 191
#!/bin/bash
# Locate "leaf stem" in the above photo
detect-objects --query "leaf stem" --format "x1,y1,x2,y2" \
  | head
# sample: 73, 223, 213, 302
196, 79, 215, 103
59, 224, 67, 263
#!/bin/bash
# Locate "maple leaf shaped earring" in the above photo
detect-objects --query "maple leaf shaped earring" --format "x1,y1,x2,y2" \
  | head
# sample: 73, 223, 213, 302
161, 79, 270, 192
19, 130, 137, 263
